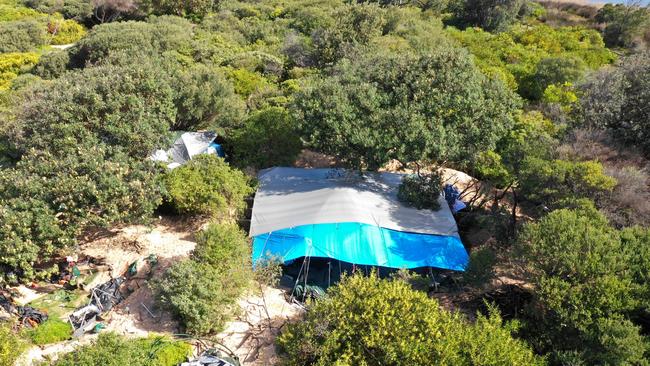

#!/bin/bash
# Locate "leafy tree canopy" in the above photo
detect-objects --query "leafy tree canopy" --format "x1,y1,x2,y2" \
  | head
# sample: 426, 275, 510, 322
294, 47, 520, 170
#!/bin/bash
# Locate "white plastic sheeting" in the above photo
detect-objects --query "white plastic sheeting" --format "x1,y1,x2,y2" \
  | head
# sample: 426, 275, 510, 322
249, 167, 460, 238
150, 131, 218, 169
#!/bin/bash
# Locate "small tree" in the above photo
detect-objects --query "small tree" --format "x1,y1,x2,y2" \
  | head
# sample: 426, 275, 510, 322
595, 3, 650, 48
516, 207, 648, 364
163, 155, 253, 217
155, 222, 251, 335
231, 106, 302, 169
294, 47, 520, 170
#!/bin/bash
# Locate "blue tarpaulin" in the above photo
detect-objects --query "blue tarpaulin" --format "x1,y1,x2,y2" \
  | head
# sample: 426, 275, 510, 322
253, 222, 468, 271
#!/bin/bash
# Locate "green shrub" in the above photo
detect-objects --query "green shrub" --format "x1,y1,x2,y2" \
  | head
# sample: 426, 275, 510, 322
10, 60, 176, 159
54, 333, 192, 366
521, 56, 586, 100
577, 53, 650, 156
23, 0, 93, 22
518, 158, 616, 207
516, 207, 648, 364
155, 222, 251, 335
278, 273, 544, 365
449, 0, 524, 32
172, 64, 245, 131
70, 18, 193, 66
595, 3, 650, 48
163, 155, 253, 217
226, 68, 271, 97
295, 47, 520, 170
448, 25, 615, 100
463, 247, 497, 287
0, 60, 173, 282
397, 172, 442, 211
25, 318, 72, 345
474, 150, 512, 187
32, 50, 70, 79
0, 323, 28, 366
0, 148, 162, 282
0, 20, 46, 53
231, 106, 302, 169
140, 0, 220, 20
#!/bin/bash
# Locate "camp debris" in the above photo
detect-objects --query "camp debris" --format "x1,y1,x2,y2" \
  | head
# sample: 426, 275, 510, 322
18, 305, 48, 327
292, 284, 325, 302
150, 131, 224, 170
444, 184, 466, 213
180, 349, 240, 366
69, 277, 125, 337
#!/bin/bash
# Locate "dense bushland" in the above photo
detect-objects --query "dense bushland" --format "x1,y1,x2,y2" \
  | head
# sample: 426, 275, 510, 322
0, 0, 649, 364
278, 273, 544, 365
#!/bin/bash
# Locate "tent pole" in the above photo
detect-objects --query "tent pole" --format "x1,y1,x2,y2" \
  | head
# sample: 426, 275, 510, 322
328, 261, 331, 288
289, 255, 307, 303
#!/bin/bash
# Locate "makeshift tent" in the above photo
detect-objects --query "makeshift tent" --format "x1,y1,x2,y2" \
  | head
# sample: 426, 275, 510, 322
150, 131, 224, 169
250, 168, 468, 271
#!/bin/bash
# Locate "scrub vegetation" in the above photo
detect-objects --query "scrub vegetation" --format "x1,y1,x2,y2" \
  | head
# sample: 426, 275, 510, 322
0, 0, 649, 364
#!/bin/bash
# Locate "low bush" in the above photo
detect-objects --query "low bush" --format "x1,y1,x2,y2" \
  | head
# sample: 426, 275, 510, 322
0, 323, 27, 366
172, 64, 245, 131
163, 155, 253, 217
397, 172, 442, 210
53, 332, 192, 366
25, 318, 72, 345
518, 157, 616, 207
278, 273, 544, 365
70, 18, 194, 66
463, 247, 497, 287
32, 50, 70, 79
23, 0, 93, 22
0, 20, 46, 53
226, 68, 271, 97
155, 222, 251, 335
231, 106, 302, 169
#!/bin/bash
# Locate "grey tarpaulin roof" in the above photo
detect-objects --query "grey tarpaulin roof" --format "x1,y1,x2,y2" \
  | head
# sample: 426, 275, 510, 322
249, 167, 460, 238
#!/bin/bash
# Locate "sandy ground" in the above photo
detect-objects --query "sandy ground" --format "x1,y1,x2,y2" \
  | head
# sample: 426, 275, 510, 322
16, 216, 301, 365
216, 287, 304, 365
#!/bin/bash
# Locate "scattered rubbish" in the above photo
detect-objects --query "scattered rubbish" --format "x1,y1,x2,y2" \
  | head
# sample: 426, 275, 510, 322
444, 184, 467, 213
0, 294, 16, 314
141, 302, 156, 318
180, 349, 240, 366
128, 261, 138, 277
93, 322, 105, 333
91, 277, 125, 312
18, 306, 48, 327
69, 277, 125, 337
292, 284, 325, 302
146, 254, 158, 267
